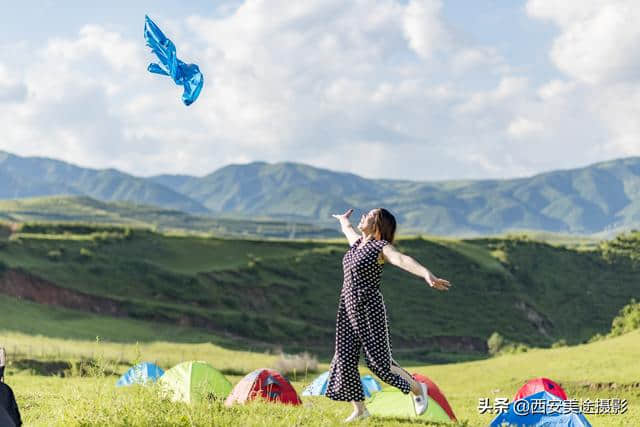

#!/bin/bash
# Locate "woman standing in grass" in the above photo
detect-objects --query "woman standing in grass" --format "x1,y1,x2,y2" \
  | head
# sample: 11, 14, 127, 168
326, 208, 451, 422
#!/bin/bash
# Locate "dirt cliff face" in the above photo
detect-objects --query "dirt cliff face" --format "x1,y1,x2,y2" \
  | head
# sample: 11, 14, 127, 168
0, 268, 224, 336
0, 224, 13, 239
0, 269, 126, 316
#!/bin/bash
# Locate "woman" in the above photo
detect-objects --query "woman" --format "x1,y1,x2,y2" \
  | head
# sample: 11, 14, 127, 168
325, 208, 451, 422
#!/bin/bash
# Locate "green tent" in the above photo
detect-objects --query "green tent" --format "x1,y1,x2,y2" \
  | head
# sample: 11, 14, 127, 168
366, 388, 453, 423
159, 361, 232, 404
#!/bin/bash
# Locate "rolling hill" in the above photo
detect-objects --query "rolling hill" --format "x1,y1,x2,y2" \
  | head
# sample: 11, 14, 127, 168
0, 223, 638, 362
0, 195, 340, 239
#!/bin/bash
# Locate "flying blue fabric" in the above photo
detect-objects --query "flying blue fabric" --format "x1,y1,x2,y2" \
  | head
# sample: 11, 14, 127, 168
490, 391, 592, 427
302, 372, 382, 398
116, 362, 164, 387
144, 15, 203, 106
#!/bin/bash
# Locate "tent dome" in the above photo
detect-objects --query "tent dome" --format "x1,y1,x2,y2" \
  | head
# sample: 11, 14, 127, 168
116, 362, 164, 387
159, 361, 231, 404
514, 377, 568, 401
490, 390, 592, 427
302, 371, 381, 397
366, 373, 457, 423
225, 368, 301, 406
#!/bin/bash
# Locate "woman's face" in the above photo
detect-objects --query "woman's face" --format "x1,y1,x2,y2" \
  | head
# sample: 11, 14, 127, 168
357, 209, 377, 233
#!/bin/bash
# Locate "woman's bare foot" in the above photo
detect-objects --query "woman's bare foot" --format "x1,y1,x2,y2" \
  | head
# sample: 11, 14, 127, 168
344, 409, 370, 423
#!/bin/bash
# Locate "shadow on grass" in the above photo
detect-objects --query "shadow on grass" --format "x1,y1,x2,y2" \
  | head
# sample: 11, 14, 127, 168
10, 358, 118, 377
9, 358, 272, 378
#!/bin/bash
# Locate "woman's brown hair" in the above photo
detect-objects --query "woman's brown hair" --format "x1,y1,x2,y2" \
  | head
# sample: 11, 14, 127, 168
372, 208, 396, 243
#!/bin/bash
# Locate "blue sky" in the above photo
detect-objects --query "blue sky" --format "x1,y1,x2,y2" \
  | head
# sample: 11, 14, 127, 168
1, 0, 638, 180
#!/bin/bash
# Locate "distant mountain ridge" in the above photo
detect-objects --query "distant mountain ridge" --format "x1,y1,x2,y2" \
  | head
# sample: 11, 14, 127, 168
2, 150, 640, 235
0, 151, 208, 214
151, 157, 640, 235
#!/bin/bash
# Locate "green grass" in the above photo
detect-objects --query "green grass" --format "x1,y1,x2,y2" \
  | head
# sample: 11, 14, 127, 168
434, 238, 509, 274
0, 224, 638, 425
425, 329, 640, 425
0, 295, 233, 346
2, 330, 639, 426
0, 331, 281, 375
1, 225, 639, 360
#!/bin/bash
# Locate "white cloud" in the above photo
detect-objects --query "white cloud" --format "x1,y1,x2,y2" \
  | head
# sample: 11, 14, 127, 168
2, 0, 636, 183
0, 82, 27, 104
527, 0, 640, 84
527, 0, 640, 159
507, 117, 544, 138
402, 0, 449, 59
456, 77, 528, 113
44, 25, 141, 72
0, 64, 27, 103
7, 2, 508, 180
592, 83, 640, 156
451, 47, 503, 74
537, 79, 577, 100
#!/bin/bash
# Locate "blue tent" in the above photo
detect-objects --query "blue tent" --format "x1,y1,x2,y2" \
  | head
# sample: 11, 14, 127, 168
116, 362, 164, 387
490, 391, 592, 426
302, 371, 382, 398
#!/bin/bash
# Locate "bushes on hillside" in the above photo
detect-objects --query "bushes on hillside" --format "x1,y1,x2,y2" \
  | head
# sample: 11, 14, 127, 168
19, 222, 124, 235
79, 248, 94, 260
589, 298, 640, 342
609, 298, 640, 337
551, 339, 567, 348
47, 249, 63, 261
487, 332, 504, 355
14, 222, 136, 243
600, 230, 640, 263
487, 331, 531, 356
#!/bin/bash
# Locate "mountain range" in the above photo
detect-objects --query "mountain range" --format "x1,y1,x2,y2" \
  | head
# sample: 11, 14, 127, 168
1, 150, 639, 236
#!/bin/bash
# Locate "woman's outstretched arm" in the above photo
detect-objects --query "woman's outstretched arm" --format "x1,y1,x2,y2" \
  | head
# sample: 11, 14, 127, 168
382, 244, 451, 291
331, 208, 360, 246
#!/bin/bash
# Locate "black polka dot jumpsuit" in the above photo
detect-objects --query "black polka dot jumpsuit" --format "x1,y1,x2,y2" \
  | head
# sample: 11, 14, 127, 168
325, 236, 412, 402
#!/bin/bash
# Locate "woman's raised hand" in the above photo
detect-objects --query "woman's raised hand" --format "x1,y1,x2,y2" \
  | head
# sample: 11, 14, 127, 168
424, 271, 451, 291
332, 208, 354, 221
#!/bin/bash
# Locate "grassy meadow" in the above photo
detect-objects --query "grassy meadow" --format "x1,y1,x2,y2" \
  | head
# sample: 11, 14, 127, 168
1, 329, 639, 426
0, 222, 639, 425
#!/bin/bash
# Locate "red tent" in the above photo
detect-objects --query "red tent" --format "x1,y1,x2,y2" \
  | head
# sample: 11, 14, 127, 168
412, 373, 457, 422
224, 369, 302, 407
514, 377, 567, 401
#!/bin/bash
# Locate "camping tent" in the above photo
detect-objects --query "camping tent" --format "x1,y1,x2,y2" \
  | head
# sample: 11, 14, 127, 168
302, 371, 381, 397
366, 374, 457, 423
159, 361, 232, 404
225, 368, 302, 406
490, 390, 592, 427
116, 362, 164, 387
514, 377, 567, 401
